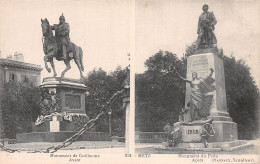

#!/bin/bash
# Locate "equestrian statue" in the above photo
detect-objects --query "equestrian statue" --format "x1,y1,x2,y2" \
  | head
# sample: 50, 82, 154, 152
41, 14, 84, 80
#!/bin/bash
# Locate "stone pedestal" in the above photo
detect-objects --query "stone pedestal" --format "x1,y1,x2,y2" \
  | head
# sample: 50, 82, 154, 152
40, 77, 87, 114
16, 132, 110, 142
16, 77, 110, 142
185, 49, 238, 142
33, 77, 89, 133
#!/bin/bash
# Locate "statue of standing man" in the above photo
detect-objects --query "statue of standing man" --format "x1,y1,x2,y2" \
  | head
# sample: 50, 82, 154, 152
195, 4, 217, 49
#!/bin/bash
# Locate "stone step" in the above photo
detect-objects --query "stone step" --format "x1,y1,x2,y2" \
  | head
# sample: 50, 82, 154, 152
209, 116, 233, 122
210, 111, 230, 117
218, 140, 247, 148
167, 140, 248, 149
222, 143, 254, 151
178, 142, 204, 148
202, 148, 222, 152
205, 140, 247, 148
162, 141, 253, 152
176, 140, 247, 148
164, 146, 221, 152
185, 147, 222, 152
16, 132, 111, 143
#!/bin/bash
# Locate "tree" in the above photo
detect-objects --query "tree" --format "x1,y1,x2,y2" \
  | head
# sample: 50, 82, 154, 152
135, 50, 186, 132
84, 66, 128, 136
218, 50, 259, 139
1, 82, 41, 139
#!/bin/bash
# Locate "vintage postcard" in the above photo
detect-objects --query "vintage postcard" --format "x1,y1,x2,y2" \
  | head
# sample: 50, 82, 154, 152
0, 0, 259, 164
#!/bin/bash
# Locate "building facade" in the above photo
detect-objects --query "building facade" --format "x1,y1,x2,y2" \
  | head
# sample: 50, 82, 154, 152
0, 53, 42, 138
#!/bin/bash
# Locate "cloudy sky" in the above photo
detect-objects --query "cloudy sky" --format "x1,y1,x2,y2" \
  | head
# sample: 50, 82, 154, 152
0, 0, 259, 85
0, 0, 133, 79
135, 0, 260, 85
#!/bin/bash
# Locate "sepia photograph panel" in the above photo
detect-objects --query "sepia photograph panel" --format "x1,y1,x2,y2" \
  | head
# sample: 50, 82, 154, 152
135, 0, 260, 160
0, 0, 134, 160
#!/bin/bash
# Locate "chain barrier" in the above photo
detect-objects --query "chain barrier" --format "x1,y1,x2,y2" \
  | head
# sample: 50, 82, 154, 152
0, 89, 125, 153
0, 143, 20, 153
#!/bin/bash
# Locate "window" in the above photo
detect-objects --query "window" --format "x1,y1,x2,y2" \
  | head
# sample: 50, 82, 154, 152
9, 73, 15, 82
23, 75, 29, 82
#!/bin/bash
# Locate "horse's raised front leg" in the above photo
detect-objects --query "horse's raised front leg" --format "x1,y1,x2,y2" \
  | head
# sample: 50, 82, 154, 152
44, 55, 51, 73
61, 59, 71, 80
44, 50, 55, 73
49, 58, 57, 77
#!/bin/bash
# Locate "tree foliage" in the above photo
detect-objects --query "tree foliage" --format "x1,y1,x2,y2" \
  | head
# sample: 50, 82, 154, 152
136, 50, 186, 132
84, 66, 128, 136
0, 66, 128, 138
218, 50, 259, 139
1, 82, 41, 139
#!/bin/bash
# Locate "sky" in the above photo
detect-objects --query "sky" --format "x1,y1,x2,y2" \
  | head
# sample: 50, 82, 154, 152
0, 0, 133, 79
0, 0, 259, 86
135, 0, 260, 86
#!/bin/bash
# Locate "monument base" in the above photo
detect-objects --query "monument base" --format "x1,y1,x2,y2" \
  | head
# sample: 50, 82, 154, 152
16, 77, 109, 143
208, 113, 238, 142
209, 121, 238, 142
16, 131, 110, 143
184, 50, 238, 143
174, 119, 238, 143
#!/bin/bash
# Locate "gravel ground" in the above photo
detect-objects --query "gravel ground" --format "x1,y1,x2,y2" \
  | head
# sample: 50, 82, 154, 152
1, 141, 125, 152
1, 139, 259, 155
135, 139, 260, 154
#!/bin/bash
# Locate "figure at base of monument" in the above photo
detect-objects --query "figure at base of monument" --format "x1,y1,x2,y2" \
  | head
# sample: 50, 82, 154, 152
165, 68, 216, 147
177, 68, 215, 123
163, 123, 172, 141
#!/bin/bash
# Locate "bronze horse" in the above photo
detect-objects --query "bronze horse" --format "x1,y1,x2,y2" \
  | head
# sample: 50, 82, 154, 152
41, 18, 84, 79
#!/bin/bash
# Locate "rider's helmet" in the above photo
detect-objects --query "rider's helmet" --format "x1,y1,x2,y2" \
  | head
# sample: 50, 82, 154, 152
59, 13, 65, 21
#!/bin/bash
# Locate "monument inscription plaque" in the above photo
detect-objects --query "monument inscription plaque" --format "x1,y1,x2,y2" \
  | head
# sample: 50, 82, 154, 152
65, 94, 81, 109
181, 126, 203, 142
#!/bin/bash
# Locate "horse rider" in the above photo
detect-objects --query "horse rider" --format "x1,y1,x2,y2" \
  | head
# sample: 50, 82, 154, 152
51, 13, 73, 60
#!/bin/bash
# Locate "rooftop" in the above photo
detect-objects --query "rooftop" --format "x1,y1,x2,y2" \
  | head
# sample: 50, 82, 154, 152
0, 58, 42, 71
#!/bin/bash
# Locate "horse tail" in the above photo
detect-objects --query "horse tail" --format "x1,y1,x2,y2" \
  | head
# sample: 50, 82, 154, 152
79, 46, 84, 72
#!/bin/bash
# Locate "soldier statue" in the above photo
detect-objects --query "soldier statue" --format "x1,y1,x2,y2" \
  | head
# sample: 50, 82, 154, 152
195, 4, 217, 49
41, 15, 84, 79
51, 14, 73, 60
